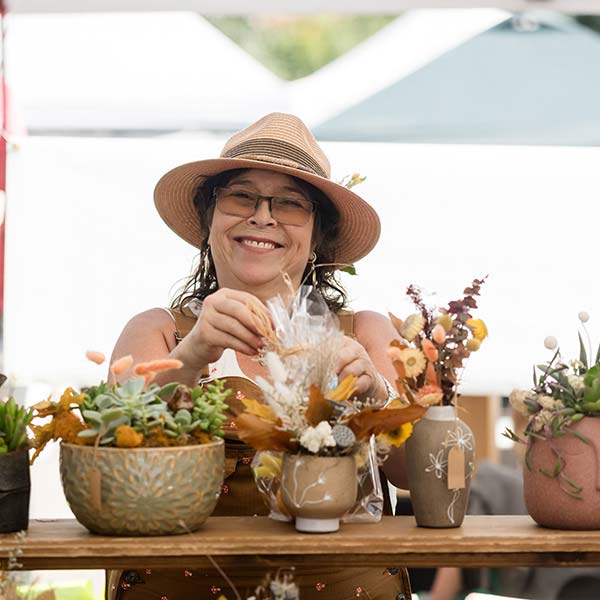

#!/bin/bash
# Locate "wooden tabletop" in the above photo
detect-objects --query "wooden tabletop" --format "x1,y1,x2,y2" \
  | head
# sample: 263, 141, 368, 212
2, 516, 600, 569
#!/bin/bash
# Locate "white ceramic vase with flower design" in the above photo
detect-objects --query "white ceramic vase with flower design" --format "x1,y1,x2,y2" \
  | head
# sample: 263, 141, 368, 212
405, 405, 475, 528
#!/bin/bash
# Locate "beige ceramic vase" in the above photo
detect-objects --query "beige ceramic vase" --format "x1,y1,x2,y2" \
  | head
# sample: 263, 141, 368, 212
280, 453, 357, 533
60, 439, 224, 536
524, 417, 600, 529
406, 405, 475, 528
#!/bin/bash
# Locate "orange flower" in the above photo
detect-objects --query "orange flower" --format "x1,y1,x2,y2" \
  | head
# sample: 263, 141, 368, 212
421, 339, 438, 361
416, 384, 443, 407
110, 355, 134, 376
134, 359, 183, 375
425, 361, 438, 386
115, 425, 143, 448
85, 350, 105, 365
432, 324, 446, 345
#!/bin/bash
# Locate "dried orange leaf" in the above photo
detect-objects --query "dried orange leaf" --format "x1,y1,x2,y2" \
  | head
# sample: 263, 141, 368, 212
305, 385, 333, 427
235, 413, 298, 452
347, 405, 426, 440
388, 312, 404, 335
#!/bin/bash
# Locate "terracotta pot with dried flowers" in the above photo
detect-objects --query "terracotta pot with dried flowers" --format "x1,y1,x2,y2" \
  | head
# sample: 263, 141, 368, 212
234, 287, 425, 533
389, 278, 487, 528
0, 377, 34, 534
505, 311, 600, 529
29, 353, 230, 536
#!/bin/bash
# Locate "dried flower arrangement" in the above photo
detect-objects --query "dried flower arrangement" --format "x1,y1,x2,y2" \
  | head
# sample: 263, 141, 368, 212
29, 353, 230, 459
505, 311, 600, 498
235, 288, 424, 457
387, 277, 488, 407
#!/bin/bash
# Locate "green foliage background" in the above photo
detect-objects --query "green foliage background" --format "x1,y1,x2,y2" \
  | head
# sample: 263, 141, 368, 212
206, 16, 397, 80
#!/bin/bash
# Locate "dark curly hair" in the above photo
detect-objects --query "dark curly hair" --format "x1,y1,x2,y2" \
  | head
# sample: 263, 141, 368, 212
170, 169, 349, 313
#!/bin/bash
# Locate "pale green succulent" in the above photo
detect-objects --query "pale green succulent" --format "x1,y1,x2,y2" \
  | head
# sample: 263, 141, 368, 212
77, 377, 229, 445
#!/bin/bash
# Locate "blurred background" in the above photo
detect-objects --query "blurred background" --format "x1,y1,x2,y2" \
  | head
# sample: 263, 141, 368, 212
1, 1, 599, 598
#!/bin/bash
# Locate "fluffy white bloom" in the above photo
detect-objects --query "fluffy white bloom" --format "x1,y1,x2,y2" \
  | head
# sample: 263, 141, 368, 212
544, 336, 558, 350
531, 409, 554, 432
568, 359, 585, 372
568, 374, 586, 394
264, 352, 288, 384
299, 421, 336, 454
579, 311, 590, 323
509, 389, 533, 415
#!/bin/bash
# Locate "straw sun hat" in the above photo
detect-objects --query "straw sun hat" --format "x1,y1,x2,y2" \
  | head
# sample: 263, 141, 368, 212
154, 112, 381, 264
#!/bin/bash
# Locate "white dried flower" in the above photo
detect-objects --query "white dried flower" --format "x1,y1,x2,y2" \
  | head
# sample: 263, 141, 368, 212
264, 352, 288, 384
568, 374, 586, 394
537, 395, 557, 410
544, 336, 558, 350
509, 389, 533, 416
531, 409, 554, 432
299, 421, 336, 454
578, 311, 590, 323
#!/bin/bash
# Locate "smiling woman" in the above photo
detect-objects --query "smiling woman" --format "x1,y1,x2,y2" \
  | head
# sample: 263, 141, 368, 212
106, 113, 410, 600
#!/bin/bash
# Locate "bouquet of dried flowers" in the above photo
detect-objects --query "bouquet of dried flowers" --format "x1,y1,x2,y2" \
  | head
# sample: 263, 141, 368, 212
504, 312, 600, 496
387, 277, 488, 407
30, 353, 230, 461
235, 287, 424, 457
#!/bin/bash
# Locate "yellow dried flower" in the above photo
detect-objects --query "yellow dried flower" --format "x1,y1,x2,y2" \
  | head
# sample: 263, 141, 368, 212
467, 338, 481, 352
437, 313, 453, 332
466, 318, 488, 341
378, 422, 413, 447
253, 452, 282, 479
398, 348, 426, 377
400, 314, 426, 341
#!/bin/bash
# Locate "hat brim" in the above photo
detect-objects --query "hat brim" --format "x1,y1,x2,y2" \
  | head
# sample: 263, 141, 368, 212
154, 157, 381, 264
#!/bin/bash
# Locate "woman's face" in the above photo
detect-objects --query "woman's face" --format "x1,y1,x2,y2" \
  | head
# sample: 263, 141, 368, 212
207, 169, 315, 297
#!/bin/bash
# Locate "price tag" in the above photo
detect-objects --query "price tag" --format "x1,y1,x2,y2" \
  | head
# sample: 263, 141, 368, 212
447, 446, 465, 489
90, 467, 102, 511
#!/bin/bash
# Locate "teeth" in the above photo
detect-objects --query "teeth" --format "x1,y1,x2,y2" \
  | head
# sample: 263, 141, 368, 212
241, 239, 276, 249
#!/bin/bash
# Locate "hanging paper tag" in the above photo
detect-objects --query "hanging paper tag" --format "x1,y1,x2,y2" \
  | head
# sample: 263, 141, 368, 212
447, 446, 465, 489
90, 467, 102, 511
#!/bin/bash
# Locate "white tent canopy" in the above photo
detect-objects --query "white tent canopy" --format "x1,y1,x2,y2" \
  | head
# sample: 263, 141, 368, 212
6, 12, 287, 132
6, 0, 600, 15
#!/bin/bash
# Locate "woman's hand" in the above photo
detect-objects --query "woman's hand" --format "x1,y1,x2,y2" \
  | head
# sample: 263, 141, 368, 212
179, 288, 268, 369
336, 336, 387, 401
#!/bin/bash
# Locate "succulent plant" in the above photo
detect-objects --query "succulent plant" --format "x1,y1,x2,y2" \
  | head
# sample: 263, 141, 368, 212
0, 397, 34, 454
77, 377, 230, 445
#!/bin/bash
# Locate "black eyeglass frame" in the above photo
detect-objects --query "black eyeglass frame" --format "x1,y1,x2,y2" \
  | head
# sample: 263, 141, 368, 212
212, 186, 317, 224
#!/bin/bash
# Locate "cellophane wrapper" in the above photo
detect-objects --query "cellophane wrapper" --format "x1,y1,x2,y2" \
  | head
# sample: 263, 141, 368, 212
252, 287, 385, 523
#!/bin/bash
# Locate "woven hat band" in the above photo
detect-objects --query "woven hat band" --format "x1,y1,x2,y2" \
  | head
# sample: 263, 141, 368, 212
221, 138, 329, 179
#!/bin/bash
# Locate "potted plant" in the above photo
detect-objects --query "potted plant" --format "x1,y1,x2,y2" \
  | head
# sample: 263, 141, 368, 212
29, 354, 230, 536
505, 311, 600, 529
235, 288, 425, 533
0, 382, 35, 533
389, 278, 488, 528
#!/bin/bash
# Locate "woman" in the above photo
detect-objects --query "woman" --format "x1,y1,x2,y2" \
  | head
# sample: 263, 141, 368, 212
108, 113, 411, 600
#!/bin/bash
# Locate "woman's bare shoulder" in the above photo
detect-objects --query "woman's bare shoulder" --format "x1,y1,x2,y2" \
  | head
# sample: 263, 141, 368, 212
353, 310, 397, 346
118, 308, 178, 352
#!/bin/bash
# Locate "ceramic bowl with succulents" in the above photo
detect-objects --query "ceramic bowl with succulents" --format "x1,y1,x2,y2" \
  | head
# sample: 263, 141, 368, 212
31, 356, 231, 536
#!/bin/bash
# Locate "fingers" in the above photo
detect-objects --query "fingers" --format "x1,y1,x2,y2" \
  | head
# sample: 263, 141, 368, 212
336, 336, 380, 397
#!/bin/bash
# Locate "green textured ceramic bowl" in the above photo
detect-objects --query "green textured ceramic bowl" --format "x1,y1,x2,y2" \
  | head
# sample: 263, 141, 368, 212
60, 439, 224, 536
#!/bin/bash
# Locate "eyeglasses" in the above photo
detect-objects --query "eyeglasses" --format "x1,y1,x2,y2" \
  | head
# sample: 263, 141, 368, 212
213, 186, 316, 226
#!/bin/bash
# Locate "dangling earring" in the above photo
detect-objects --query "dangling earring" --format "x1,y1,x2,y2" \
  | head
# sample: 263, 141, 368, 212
203, 243, 212, 273
308, 251, 317, 287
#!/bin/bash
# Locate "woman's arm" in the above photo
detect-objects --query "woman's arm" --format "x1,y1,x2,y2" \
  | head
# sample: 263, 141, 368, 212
352, 310, 409, 489
108, 289, 269, 387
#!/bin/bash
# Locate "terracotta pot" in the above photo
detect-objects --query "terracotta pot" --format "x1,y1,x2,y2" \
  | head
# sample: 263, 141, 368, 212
524, 417, 600, 529
406, 405, 475, 528
60, 439, 224, 536
0, 447, 30, 533
280, 454, 357, 533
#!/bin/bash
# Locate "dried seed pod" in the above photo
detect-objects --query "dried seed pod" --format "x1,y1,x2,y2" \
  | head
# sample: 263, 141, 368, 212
332, 424, 356, 448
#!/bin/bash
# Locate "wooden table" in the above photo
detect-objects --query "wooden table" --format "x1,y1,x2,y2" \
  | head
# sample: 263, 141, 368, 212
2, 516, 600, 570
